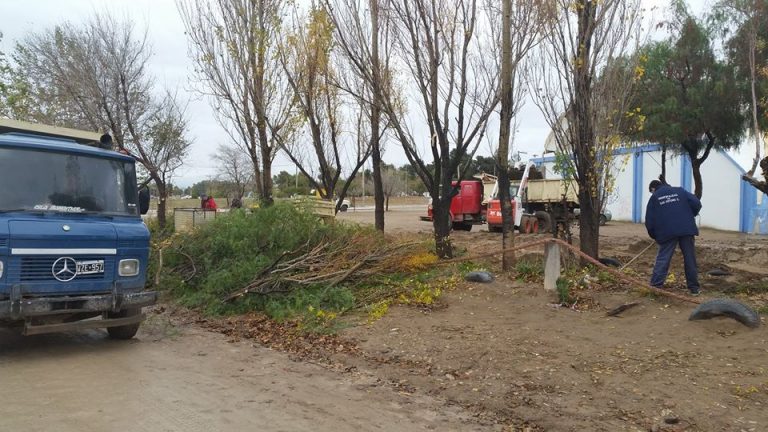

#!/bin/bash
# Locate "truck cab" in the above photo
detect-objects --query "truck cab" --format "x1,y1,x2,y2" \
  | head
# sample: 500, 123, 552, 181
0, 120, 155, 338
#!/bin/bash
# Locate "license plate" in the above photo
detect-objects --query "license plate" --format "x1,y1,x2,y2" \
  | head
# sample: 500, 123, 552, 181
76, 260, 104, 275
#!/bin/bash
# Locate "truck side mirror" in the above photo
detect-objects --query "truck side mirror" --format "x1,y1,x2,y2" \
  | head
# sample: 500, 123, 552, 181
139, 188, 150, 215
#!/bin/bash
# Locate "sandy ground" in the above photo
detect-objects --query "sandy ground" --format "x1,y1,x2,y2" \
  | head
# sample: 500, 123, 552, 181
334, 208, 768, 431
0, 317, 488, 432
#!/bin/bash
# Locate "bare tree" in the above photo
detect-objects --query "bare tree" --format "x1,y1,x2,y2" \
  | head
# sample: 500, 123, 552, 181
712, 0, 768, 187
213, 143, 254, 201
278, 6, 371, 213
13, 14, 191, 228
380, 0, 500, 258
321, 0, 395, 231
492, 0, 551, 270
381, 165, 398, 211
530, 0, 644, 259
178, 0, 294, 206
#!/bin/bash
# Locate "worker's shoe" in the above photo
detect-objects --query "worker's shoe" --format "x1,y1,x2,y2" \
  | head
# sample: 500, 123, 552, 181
689, 288, 701, 296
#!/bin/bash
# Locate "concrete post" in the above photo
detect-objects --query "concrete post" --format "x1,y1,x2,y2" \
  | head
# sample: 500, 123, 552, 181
544, 241, 560, 291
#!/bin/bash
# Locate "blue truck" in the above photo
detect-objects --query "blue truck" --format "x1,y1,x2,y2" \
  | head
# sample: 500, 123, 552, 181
0, 119, 156, 338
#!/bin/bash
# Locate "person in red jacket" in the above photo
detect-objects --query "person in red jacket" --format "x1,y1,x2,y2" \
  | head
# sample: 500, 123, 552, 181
201, 194, 218, 211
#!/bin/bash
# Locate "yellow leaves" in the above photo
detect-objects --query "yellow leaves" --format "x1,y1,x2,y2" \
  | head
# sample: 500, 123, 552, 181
367, 300, 390, 324
633, 64, 645, 81
665, 272, 676, 284
306, 304, 338, 327
402, 252, 439, 271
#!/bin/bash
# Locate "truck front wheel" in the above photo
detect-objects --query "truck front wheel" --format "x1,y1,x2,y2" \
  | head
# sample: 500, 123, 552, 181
107, 308, 141, 340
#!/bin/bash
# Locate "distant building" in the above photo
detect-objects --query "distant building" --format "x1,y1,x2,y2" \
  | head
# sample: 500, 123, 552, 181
533, 144, 767, 233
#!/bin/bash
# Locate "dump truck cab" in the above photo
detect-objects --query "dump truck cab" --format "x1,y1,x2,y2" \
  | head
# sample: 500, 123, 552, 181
0, 120, 155, 338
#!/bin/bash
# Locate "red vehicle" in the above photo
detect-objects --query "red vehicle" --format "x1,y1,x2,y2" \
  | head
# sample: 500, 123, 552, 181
420, 163, 544, 233
420, 180, 487, 231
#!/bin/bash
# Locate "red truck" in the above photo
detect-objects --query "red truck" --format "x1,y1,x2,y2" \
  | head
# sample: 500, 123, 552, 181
420, 163, 581, 234
420, 180, 487, 231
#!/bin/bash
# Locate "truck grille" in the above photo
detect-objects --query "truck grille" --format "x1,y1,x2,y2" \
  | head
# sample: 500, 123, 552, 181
0, 239, 7, 248
19, 256, 111, 282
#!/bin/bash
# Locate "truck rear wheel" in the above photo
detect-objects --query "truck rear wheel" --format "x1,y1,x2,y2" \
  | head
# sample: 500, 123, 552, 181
107, 308, 141, 340
452, 222, 472, 231
521, 216, 530, 234
535, 211, 552, 234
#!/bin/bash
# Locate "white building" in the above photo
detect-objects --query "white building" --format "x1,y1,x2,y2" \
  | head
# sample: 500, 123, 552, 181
532, 144, 768, 233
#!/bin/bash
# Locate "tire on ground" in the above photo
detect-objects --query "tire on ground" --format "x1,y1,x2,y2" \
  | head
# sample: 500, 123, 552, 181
107, 308, 142, 340
599, 214, 607, 226
340, 204, 349, 212
689, 298, 760, 328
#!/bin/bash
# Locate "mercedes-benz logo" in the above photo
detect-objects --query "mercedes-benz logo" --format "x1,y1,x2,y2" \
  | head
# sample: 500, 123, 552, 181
52, 257, 78, 282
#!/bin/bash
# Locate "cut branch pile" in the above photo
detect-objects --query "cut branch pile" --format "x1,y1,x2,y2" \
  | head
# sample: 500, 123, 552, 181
222, 235, 422, 303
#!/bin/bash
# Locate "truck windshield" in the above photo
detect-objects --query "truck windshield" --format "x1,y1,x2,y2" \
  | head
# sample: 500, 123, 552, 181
0, 147, 139, 215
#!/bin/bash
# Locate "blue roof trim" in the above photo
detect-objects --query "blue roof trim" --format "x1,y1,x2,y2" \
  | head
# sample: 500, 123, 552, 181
0, 132, 133, 162
532, 144, 664, 165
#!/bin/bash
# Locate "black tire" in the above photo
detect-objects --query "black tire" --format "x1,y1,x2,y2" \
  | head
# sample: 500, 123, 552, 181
488, 225, 502, 233
340, 204, 349, 212
535, 211, 552, 234
451, 221, 472, 231
599, 214, 608, 226
598, 257, 621, 268
689, 298, 760, 328
107, 308, 142, 340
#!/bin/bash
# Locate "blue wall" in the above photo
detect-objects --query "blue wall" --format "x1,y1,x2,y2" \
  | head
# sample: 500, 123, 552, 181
632, 152, 643, 223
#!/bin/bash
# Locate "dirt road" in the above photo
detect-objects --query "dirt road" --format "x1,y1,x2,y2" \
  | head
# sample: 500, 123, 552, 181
0, 318, 487, 432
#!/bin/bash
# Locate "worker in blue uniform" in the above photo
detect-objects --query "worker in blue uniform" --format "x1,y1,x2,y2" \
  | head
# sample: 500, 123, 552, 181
645, 179, 702, 296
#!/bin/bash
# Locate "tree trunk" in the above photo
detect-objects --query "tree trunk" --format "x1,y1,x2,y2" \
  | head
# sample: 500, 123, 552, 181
385, 194, 389, 211
692, 160, 703, 199
497, 0, 514, 271
577, 187, 599, 259
155, 180, 168, 229
251, 155, 265, 203
660, 145, 667, 182
748, 32, 762, 177
573, 0, 599, 260
261, 160, 273, 206
432, 198, 453, 259
370, 0, 385, 232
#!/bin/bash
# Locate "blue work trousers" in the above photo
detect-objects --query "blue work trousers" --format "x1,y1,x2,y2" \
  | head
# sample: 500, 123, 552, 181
650, 235, 699, 291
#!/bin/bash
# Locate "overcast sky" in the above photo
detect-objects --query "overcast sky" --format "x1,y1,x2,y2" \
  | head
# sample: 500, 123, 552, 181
3, 0, 746, 188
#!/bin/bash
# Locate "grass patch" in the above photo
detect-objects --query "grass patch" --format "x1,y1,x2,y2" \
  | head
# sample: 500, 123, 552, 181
154, 202, 449, 332
514, 257, 544, 282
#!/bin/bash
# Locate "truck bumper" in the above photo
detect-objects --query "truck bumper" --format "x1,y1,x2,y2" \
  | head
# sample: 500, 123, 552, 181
0, 291, 157, 320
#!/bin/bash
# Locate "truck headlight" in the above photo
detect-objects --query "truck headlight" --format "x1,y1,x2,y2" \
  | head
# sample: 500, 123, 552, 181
118, 259, 140, 277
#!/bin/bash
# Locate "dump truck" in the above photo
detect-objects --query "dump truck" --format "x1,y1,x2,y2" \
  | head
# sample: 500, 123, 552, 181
487, 164, 611, 233
0, 119, 155, 338
421, 163, 610, 233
